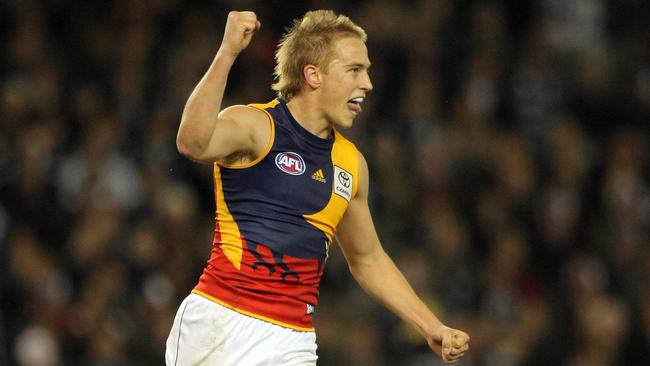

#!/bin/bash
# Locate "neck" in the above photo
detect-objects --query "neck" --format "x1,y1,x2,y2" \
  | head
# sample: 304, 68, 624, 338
285, 94, 333, 139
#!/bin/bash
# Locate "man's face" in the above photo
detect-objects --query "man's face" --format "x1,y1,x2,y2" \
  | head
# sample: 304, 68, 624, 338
319, 37, 373, 128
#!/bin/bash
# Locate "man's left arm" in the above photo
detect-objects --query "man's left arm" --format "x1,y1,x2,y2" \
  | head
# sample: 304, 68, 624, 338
335, 152, 469, 364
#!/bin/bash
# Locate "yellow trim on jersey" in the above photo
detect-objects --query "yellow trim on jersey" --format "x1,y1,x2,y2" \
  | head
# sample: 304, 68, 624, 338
213, 165, 244, 270
192, 289, 316, 332
303, 129, 359, 241
217, 101, 277, 169
248, 99, 280, 110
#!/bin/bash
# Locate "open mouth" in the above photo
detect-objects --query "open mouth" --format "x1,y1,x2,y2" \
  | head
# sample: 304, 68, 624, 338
347, 97, 364, 114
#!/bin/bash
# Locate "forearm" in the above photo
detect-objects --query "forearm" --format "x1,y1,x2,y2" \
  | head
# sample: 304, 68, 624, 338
349, 249, 443, 339
337, 152, 469, 362
177, 51, 236, 157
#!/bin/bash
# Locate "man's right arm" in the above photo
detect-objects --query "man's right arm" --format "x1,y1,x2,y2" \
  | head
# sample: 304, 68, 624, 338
176, 11, 263, 164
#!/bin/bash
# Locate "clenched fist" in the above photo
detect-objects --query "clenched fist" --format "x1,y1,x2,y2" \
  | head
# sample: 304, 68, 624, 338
219, 11, 261, 57
427, 325, 470, 364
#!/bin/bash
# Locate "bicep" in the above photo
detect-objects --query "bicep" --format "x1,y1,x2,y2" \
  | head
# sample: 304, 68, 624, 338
196, 105, 267, 163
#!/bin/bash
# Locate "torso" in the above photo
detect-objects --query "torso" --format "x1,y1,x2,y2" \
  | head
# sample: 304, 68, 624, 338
193, 98, 359, 331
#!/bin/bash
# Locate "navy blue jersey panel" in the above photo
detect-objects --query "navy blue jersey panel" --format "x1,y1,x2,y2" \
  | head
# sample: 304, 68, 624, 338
219, 99, 336, 260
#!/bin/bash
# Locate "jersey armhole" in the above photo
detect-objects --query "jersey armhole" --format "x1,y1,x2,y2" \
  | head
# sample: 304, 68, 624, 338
217, 104, 276, 169
333, 128, 360, 199
352, 149, 359, 199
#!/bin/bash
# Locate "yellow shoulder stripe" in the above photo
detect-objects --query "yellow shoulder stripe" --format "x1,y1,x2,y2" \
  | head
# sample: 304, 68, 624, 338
303, 129, 359, 241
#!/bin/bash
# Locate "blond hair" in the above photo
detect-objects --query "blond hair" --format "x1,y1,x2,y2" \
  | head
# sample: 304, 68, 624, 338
272, 10, 367, 101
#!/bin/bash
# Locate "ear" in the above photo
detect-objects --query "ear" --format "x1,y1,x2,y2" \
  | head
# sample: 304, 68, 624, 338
303, 64, 321, 89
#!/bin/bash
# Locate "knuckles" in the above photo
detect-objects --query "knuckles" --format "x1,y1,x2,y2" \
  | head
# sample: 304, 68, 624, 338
228, 10, 256, 24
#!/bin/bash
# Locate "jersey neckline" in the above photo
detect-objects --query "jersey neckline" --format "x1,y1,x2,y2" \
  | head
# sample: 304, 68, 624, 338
278, 98, 335, 149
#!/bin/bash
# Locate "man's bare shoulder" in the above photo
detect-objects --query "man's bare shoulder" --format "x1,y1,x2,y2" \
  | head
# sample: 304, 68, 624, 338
218, 104, 272, 160
219, 104, 269, 125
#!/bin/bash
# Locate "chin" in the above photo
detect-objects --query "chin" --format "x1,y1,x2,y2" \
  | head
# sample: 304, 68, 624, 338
339, 113, 358, 128
335, 118, 354, 129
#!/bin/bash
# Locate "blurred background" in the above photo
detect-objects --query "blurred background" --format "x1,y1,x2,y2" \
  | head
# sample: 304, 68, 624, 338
0, 0, 648, 365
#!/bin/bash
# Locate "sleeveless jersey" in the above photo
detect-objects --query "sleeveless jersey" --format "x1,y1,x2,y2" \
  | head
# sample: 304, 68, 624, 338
193, 98, 359, 331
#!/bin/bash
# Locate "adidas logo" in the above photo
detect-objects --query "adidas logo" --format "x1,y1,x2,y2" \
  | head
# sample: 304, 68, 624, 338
311, 169, 326, 183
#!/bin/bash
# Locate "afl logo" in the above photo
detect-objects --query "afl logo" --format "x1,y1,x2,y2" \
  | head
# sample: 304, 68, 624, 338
275, 152, 306, 175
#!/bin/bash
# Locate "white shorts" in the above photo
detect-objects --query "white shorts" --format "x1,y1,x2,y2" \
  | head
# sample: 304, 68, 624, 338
165, 293, 318, 366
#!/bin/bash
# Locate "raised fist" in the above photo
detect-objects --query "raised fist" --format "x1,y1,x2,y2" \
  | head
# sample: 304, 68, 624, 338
219, 11, 261, 57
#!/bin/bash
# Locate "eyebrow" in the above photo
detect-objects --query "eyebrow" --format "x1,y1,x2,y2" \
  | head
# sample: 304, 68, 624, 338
347, 62, 371, 69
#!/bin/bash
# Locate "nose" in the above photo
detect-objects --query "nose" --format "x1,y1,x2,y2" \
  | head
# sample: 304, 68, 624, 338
360, 71, 373, 92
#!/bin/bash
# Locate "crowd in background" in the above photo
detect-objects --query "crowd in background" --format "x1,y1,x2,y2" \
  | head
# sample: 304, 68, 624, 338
1, 0, 648, 365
